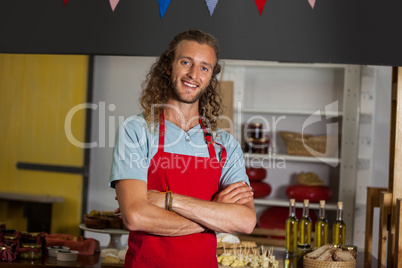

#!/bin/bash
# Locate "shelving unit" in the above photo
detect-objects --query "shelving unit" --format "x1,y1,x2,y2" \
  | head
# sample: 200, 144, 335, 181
253, 198, 338, 211
244, 153, 340, 165
240, 107, 342, 118
221, 60, 361, 245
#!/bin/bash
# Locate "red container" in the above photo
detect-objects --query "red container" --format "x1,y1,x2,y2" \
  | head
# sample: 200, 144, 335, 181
285, 185, 332, 203
250, 182, 271, 198
246, 167, 267, 181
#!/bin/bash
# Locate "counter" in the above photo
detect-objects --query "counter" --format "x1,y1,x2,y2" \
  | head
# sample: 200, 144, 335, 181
0, 249, 377, 268
0, 254, 100, 268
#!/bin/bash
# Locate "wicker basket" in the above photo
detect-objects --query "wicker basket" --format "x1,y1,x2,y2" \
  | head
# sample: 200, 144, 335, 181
303, 256, 356, 268
280, 131, 337, 157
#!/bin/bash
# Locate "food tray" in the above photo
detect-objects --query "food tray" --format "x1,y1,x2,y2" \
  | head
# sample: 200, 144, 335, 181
280, 131, 337, 157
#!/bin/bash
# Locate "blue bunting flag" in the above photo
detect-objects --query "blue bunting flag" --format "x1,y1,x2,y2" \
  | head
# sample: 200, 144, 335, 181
205, 0, 219, 16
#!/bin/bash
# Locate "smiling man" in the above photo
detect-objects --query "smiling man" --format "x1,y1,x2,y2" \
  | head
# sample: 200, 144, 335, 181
109, 29, 256, 268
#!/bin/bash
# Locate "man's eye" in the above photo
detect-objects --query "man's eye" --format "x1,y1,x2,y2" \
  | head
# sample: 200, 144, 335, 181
181, 60, 190, 66
201, 67, 209, 72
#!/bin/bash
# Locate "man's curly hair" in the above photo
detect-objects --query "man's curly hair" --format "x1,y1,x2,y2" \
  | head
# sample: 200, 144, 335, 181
139, 29, 224, 132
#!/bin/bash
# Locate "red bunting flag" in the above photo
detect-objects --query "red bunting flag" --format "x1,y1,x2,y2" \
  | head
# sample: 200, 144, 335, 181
205, 0, 219, 16
64, 0, 68, 6
109, 0, 120, 11
308, 0, 316, 9
254, 0, 267, 15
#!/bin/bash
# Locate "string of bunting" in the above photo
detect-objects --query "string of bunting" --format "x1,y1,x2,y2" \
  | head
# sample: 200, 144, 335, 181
62, 0, 317, 15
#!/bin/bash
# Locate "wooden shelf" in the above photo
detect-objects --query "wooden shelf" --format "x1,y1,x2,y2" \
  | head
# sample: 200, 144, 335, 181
0, 192, 64, 203
244, 153, 340, 165
239, 107, 342, 117
253, 197, 338, 210
222, 59, 347, 69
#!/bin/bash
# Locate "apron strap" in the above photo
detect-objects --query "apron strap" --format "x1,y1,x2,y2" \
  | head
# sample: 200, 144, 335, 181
215, 141, 227, 167
199, 117, 227, 166
158, 110, 166, 150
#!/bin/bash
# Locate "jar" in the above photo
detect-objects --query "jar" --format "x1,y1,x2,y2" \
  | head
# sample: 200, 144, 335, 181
21, 232, 44, 244
0, 245, 7, 261
252, 138, 270, 154
3, 235, 18, 251
244, 138, 254, 153
247, 123, 264, 139
244, 138, 269, 154
19, 243, 42, 260
296, 244, 312, 266
0, 243, 14, 262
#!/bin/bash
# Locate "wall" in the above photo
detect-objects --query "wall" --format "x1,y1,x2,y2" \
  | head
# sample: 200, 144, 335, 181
0, 54, 89, 235
85, 56, 155, 245
1, 1, 402, 66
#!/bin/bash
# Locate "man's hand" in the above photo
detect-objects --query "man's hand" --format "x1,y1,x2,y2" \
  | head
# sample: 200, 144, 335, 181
213, 181, 254, 205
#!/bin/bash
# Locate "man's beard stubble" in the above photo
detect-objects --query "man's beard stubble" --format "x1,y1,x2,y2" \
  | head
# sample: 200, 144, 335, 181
170, 77, 207, 104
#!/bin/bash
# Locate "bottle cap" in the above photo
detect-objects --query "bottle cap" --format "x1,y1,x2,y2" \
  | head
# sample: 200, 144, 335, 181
290, 199, 295, 206
320, 200, 326, 208
303, 199, 309, 206
337, 201, 343, 209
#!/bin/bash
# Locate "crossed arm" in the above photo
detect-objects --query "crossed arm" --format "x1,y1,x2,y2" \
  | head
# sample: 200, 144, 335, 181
115, 179, 256, 237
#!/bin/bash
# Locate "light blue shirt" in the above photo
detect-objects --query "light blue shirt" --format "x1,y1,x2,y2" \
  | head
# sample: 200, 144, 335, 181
109, 114, 248, 189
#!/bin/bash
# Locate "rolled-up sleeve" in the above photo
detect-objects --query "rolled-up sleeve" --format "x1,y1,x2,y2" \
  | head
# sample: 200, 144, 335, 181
218, 133, 249, 189
109, 116, 151, 188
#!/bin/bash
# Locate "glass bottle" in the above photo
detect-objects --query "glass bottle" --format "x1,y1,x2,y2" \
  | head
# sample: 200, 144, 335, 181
285, 199, 298, 255
315, 200, 329, 248
284, 253, 298, 268
299, 199, 312, 247
332, 201, 346, 246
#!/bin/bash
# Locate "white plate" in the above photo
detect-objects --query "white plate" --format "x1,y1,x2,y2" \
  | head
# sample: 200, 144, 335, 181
56, 250, 79, 262
47, 246, 70, 257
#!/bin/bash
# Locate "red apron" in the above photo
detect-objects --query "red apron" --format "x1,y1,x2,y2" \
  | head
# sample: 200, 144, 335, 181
125, 111, 227, 268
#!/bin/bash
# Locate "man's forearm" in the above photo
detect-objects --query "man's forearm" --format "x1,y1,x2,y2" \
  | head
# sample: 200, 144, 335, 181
123, 202, 205, 236
171, 194, 256, 234
116, 180, 205, 237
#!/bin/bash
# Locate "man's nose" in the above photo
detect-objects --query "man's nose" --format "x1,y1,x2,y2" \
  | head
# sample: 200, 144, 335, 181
187, 65, 198, 79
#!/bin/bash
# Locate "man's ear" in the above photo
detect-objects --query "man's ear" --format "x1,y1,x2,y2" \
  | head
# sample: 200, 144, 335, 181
166, 68, 171, 76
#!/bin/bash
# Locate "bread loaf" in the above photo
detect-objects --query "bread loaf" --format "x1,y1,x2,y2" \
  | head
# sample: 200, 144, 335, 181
316, 248, 335, 261
305, 244, 332, 259
333, 250, 355, 261
103, 253, 120, 264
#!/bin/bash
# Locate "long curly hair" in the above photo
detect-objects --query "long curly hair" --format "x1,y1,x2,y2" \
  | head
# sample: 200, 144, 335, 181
140, 29, 224, 133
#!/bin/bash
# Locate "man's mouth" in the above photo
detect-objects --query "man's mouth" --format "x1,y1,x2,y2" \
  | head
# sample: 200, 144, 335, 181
182, 81, 198, 88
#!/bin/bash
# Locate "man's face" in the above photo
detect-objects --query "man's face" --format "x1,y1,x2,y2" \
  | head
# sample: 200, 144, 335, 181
167, 40, 216, 104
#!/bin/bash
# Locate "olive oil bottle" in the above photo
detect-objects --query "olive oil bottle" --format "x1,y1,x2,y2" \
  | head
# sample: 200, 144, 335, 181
315, 200, 328, 248
285, 199, 298, 255
284, 253, 298, 268
299, 199, 312, 247
332, 201, 346, 246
